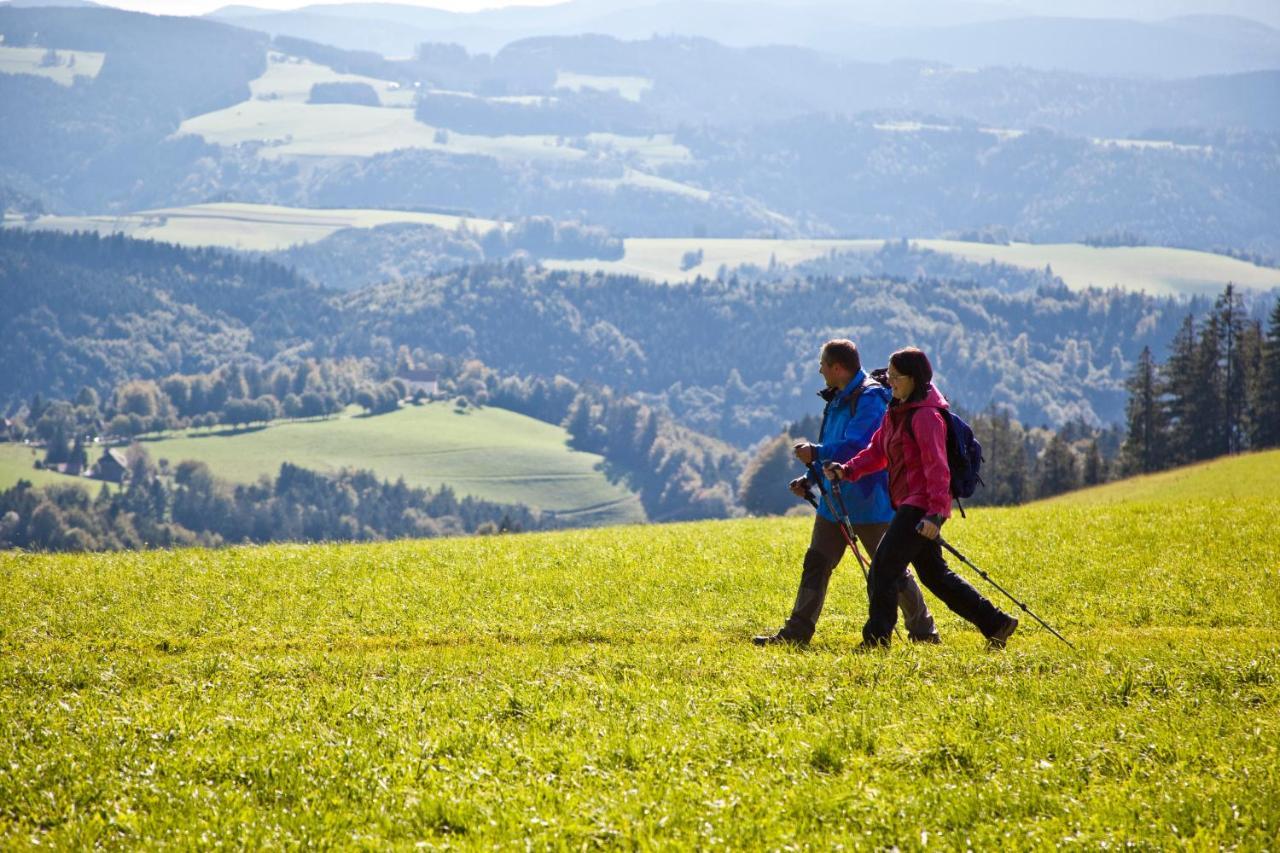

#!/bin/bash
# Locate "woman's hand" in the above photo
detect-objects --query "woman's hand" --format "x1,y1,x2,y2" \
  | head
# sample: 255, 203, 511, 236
823, 461, 846, 482
915, 519, 940, 540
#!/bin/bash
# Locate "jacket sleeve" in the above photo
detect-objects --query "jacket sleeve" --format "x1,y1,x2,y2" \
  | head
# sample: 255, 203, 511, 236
840, 416, 889, 481
818, 386, 887, 465
913, 408, 953, 518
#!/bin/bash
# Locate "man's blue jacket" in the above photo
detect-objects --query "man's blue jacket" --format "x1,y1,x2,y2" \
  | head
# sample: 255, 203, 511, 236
805, 369, 894, 524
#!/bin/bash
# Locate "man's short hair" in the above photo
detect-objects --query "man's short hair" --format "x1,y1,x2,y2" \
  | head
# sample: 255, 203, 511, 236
821, 339, 861, 374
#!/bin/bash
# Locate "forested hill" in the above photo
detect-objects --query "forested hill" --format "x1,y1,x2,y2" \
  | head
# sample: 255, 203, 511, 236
0, 230, 337, 404
339, 264, 1204, 441
2, 228, 1229, 444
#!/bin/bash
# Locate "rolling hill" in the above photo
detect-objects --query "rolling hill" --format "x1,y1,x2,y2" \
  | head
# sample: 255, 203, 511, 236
1, 449, 1275, 846
10, 204, 1278, 297
0, 402, 646, 526
133, 402, 645, 525
1041, 447, 1280, 505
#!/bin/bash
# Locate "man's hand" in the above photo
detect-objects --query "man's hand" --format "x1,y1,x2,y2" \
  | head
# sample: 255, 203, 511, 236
916, 519, 940, 540
823, 461, 846, 482
788, 477, 810, 499
793, 441, 816, 465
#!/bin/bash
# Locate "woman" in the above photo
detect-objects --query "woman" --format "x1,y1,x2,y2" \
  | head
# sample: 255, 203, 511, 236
825, 346, 1018, 649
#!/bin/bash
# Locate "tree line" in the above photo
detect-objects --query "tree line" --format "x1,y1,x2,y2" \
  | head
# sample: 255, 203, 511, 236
738, 405, 1122, 517
1, 450, 546, 553
1121, 286, 1280, 474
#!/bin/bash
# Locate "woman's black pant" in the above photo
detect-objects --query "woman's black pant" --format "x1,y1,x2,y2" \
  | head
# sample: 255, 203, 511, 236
862, 504, 1008, 645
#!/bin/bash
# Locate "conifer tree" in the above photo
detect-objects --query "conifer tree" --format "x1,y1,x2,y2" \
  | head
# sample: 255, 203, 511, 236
1082, 439, 1106, 486
1255, 296, 1280, 449
1036, 432, 1080, 498
1162, 316, 1198, 465
1214, 284, 1247, 454
1121, 346, 1165, 474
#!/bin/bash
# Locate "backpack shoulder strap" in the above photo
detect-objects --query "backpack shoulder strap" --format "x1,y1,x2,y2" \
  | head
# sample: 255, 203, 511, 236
848, 376, 883, 418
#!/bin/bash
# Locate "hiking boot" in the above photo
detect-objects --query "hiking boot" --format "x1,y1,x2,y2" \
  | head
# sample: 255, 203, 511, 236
909, 632, 942, 645
752, 631, 809, 648
987, 617, 1019, 650
854, 638, 890, 653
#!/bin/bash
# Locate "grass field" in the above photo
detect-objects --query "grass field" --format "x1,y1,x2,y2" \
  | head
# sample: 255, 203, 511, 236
0, 443, 116, 494
3, 202, 503, 252
253, 51, 417, 108
0, 45, 104, 86
1, 456, 1277, 846
546, 237, 1280, 296
125, 402, 644, 526
1043, 448, 1280, 506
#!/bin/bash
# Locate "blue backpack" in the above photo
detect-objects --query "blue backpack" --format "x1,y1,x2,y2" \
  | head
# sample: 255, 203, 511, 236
906, 406, 984, 516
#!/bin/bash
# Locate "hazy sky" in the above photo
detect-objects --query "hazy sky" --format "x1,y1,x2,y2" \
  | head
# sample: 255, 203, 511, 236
90, 0, 566, 14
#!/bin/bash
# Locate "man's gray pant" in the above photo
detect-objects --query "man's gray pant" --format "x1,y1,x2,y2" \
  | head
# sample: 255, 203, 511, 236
782, 515, 939, 642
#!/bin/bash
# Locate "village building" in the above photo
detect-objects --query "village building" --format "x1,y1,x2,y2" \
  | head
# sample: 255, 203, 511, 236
94, 448, 130, 484
396, 367, 439, 398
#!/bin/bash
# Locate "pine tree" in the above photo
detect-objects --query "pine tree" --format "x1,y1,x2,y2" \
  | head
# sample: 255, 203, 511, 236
1214, 284, 1248, 454
1036, 433, 1080, 498
1120, 346, 1165, 475
1256, 296, 1280, 448
1162, 316, 1198, 465
1082, 439, 1105, 486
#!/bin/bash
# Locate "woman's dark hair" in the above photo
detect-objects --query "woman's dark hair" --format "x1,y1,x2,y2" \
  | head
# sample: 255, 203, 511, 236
889, 346, 933, 402
820, 339, 861, 374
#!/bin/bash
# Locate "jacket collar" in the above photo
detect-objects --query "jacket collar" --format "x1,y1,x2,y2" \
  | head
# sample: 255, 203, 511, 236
817, 369, 867, 403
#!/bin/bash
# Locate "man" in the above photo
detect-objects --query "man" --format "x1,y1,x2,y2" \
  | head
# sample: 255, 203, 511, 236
753, 339, 940, 646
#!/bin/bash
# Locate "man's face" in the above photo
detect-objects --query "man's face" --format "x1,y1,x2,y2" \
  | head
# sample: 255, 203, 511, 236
819, 357, 847, 389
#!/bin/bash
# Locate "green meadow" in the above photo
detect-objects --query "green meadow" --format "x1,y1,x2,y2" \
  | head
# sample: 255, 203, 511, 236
2, 453, 1277, 846
0, 45, 104, 87
546, 237, 1280, 296
4, 202, 503, 253
0, 444, 116, 494
130, 402, 643, 526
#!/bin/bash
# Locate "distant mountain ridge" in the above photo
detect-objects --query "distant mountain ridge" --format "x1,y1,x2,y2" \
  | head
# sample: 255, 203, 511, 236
205, 0, 1280, 76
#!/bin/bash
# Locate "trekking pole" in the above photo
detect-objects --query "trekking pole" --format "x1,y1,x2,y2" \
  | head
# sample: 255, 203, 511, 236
830, 479, 873, 579
936, 536, 1076, 650
805, 463, 868, 582
805, 462, 903, 641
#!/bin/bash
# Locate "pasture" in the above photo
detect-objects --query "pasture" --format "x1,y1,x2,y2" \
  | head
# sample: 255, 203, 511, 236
130, 402, 644, 526
253, 51, 417, 108
545, 237, 1280, 296
0, 45, 103, 86
3, 202, 503, 252
0, 444, 116, 494
1, 453, 1276, 846
176, 95, 686, 170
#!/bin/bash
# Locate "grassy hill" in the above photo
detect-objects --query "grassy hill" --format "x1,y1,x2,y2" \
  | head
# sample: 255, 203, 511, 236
546, 237, 1280, 297
1042, 448, 1280, 506
132, 402, 644, 526
3, 202, 503, 252
0, 443, 116, 494
1, 456, 1276, 845
11, 204, 1277, 295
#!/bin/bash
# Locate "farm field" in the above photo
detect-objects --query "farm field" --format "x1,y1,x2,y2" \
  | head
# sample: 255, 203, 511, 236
252, 51, 417, 107
0, 443, 116, 494
3, 202, 503, 252
546, 237, 1280, 296
1, 453, 1276, 846
129, 402, 644, 526
0, 44, 104, 86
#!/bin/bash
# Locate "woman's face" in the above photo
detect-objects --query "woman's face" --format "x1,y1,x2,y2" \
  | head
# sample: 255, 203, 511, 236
886, 365, 915, 401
